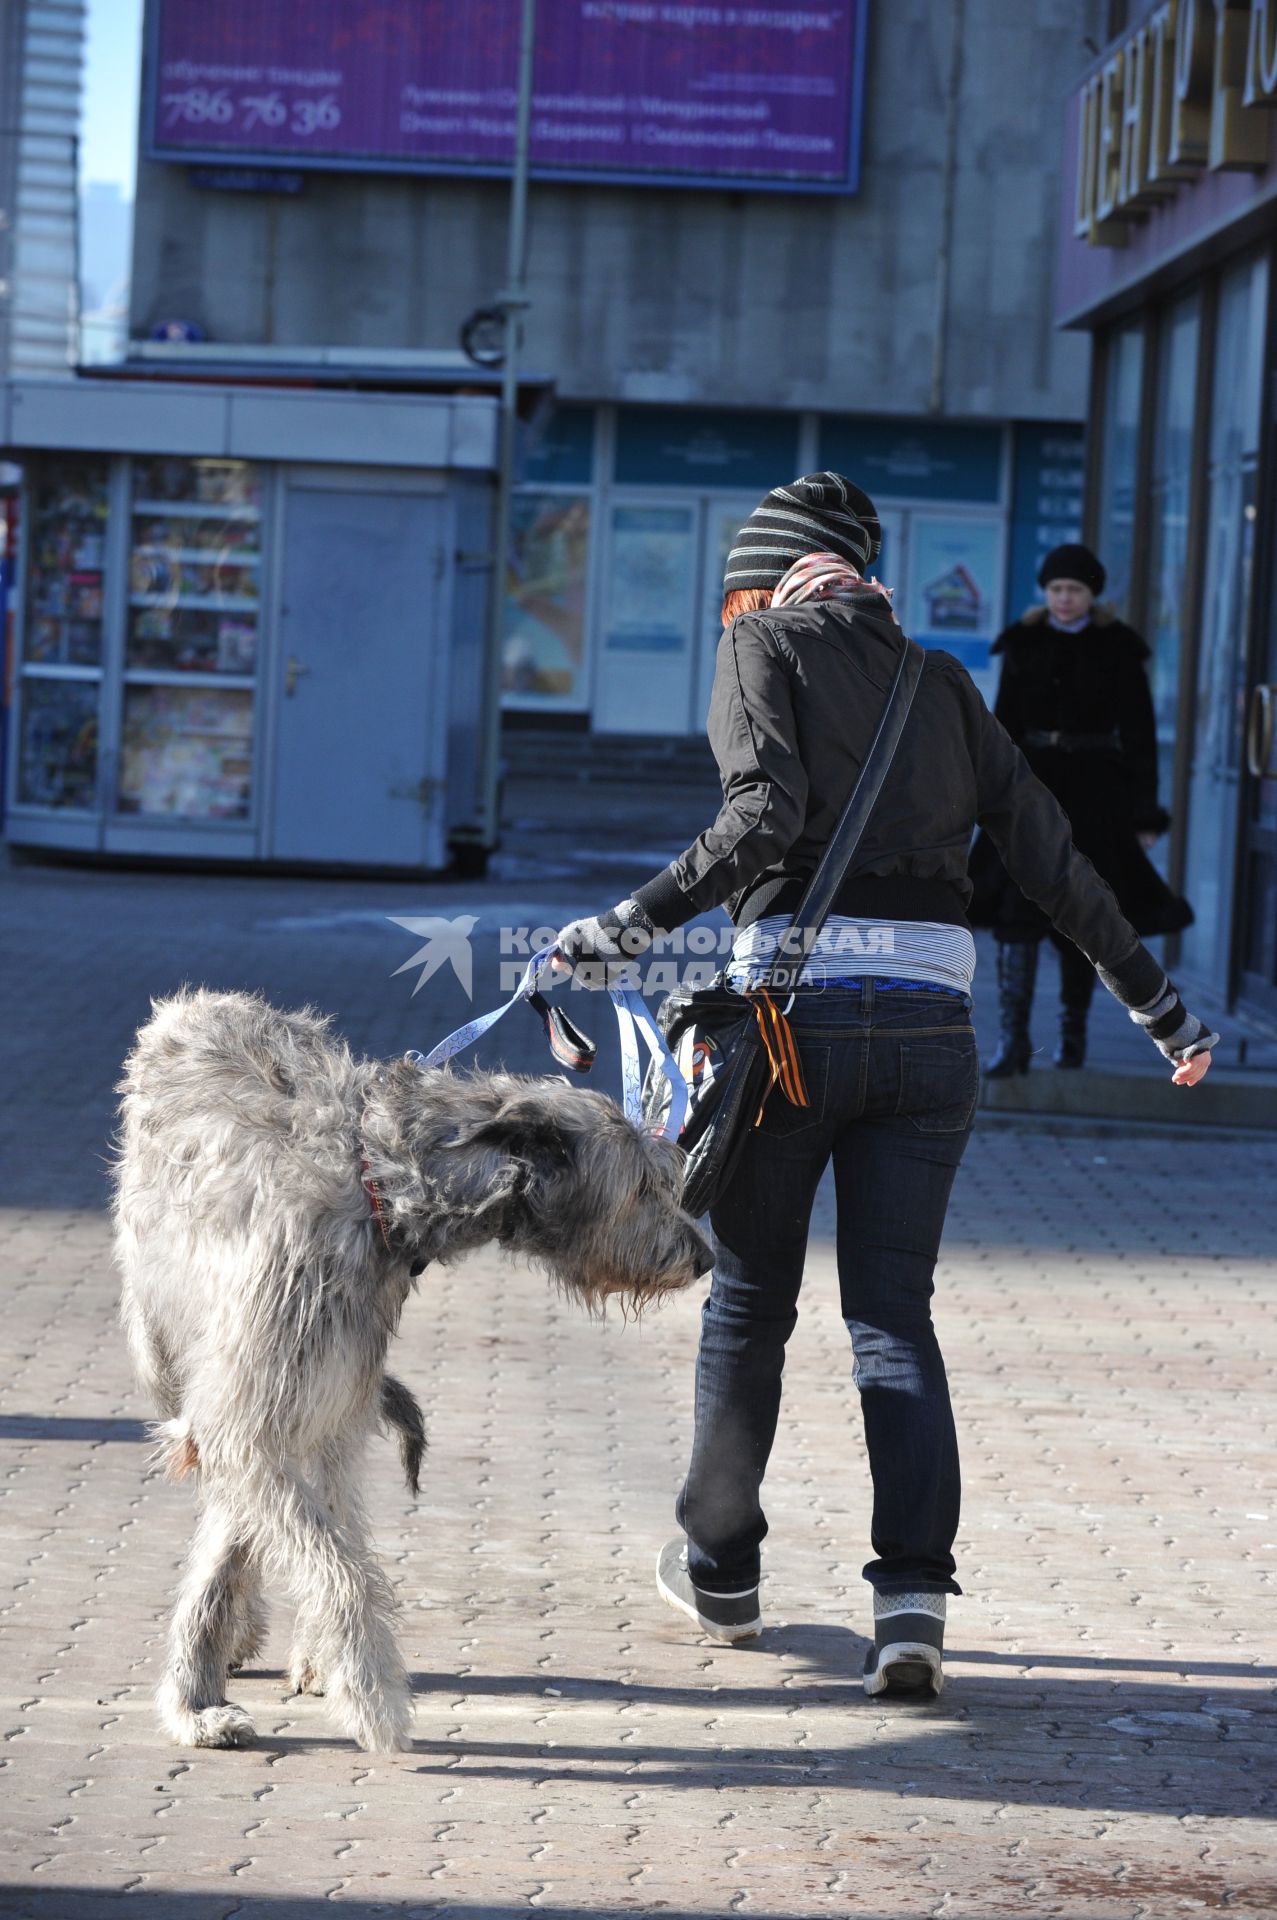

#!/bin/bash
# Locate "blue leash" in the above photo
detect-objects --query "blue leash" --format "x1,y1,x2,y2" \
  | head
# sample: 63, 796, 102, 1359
407, 945, 688, 1142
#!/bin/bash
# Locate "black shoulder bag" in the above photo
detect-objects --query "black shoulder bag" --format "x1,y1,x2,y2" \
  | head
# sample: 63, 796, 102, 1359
642, 637, 926, 1218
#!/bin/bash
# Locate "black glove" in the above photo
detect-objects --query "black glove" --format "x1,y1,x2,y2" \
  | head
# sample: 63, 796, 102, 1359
554, 899, 655, 990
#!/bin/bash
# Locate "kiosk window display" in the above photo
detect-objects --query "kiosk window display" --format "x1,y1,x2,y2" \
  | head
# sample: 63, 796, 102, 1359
16, 458, 110, 809
121, 456, 262, 819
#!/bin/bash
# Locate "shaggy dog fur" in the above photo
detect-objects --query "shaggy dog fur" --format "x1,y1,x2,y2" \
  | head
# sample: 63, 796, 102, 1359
114, 989, 710, 1754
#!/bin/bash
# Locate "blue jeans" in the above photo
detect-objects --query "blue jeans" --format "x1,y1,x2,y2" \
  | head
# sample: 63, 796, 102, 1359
675, 982, 977, 1598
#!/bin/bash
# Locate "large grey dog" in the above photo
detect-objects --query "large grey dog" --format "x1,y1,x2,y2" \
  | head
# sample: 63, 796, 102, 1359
114, 988, 709, 1755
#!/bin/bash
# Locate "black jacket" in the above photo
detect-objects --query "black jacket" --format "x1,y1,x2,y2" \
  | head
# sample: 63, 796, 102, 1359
633, 593, 1162, 989
967, 605, 1190, 939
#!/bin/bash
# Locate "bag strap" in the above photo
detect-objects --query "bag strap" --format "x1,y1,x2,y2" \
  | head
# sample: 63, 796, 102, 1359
760, 636, 926, 986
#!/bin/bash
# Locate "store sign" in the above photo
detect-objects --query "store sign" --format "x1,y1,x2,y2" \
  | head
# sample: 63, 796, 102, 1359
1074, 0, 1277, 247
818, 418, 1004, 505
614, 408, 800, 489
147, 0, 867, 194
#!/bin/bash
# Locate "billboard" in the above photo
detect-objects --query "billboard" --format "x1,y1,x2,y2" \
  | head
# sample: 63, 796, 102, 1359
146, 0, 867, 194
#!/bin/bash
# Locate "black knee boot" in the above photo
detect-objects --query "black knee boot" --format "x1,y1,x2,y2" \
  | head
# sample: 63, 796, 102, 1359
1054, 943, 1096, 1069
985, 941, 1038, 1077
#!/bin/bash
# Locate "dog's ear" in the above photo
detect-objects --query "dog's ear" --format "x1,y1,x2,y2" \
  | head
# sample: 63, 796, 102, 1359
463, 1091, 576, 1169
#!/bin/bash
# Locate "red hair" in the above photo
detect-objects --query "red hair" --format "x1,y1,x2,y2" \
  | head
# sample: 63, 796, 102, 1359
721, 587, 773, 627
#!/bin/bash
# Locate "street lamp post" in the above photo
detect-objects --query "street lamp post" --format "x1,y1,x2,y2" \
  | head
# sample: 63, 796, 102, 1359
474, 0, 537, 869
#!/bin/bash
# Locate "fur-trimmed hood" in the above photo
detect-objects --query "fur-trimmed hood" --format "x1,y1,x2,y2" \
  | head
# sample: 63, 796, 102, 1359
992, 603, 1148, 658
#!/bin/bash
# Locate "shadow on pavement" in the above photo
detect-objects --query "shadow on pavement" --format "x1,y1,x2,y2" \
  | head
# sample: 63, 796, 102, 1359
398, 1694, 1269, 1817
0, 1414, 151, 1443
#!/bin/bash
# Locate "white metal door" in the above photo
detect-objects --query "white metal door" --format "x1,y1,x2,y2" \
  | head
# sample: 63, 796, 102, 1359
271, 485, 446, 867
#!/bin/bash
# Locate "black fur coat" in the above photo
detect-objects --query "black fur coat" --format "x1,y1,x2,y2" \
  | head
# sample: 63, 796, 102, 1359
968, 605, 1192, 940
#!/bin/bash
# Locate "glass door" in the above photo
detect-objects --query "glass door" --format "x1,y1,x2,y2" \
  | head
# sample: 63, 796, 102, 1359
1239, 592, 1277, 1020
1237, 265, 1277, 1019
1179, 254, 1268, 990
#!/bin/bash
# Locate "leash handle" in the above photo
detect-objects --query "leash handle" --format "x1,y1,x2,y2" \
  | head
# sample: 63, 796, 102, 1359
526, 989, 597, 1074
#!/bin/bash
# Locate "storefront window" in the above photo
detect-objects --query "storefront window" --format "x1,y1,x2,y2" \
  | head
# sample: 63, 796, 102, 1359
502, 492, 590, 705
1180, 253, 1268, 986
128, 457, 262, 674
119, 685, 254, 819
16, 676, 99, 809
22, 458, 109, 667
1095, 322, 1144, 619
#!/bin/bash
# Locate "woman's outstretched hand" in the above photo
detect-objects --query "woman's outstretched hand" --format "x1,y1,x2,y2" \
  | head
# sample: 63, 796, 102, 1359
1172, 1052, 1212, 1087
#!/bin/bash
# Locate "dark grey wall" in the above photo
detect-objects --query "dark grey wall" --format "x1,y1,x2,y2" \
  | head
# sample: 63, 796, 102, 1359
130, 0, 1106, 421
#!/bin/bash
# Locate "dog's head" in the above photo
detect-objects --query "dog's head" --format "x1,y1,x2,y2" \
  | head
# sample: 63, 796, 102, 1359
381, 1066, 712, 1310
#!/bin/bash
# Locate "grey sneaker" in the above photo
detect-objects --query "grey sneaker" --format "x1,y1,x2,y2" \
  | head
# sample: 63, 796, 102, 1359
863, 1590, 946, 1698
655, 1539, 762, 1643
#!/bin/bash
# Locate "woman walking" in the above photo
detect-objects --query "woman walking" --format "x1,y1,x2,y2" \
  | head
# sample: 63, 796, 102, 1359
969, 544, 1192, 1073
554, 475, 1215, 1699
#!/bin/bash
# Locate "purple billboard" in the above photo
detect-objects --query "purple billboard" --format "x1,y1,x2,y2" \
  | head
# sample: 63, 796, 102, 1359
147, 0, 866, 193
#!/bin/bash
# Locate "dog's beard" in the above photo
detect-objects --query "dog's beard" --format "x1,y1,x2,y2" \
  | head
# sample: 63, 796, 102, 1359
528, 1213, 711, 1316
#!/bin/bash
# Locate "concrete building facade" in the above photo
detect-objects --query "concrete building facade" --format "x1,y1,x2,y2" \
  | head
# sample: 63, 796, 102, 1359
130, 2, 1098, 425
120, 1, 1106, 740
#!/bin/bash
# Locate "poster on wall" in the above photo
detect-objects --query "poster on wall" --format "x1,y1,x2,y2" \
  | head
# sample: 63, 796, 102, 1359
502, 494, 590, 705
147, 0, 867, 192
906, 516, 1003, 673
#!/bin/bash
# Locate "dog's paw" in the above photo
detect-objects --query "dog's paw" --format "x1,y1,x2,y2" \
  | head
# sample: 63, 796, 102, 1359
288, 1655, 325, 1697
327, 1677, 414, 1754
163, 1700, 256, 1749
193, 1703, 256, 1748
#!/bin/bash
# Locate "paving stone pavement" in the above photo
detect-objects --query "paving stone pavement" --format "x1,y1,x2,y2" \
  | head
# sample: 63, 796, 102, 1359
1, 849, 1275, 1920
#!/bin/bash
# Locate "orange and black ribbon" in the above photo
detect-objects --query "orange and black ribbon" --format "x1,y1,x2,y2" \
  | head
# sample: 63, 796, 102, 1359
748, 990, 808, 1124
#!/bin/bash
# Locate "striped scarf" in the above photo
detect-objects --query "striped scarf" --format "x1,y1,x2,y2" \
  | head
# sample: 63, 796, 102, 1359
771, 550, 895, 611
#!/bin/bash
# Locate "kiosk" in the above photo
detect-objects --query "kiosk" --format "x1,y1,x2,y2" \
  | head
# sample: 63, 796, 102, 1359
1, 367, 497, 871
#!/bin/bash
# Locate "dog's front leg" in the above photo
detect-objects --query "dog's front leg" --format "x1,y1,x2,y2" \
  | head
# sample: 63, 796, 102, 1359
287, 1438, 352, 1698
158, 1495, 256, 1748
253, 1456, 413, 1756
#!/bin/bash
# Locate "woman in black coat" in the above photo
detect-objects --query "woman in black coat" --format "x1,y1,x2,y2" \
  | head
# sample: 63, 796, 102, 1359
969, 543, 1191, 1073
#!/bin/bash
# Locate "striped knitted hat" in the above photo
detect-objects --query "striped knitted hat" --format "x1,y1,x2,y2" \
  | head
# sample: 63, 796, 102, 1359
724, 471, 881, 592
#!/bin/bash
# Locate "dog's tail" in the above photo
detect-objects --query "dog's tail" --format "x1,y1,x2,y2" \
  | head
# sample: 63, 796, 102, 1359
151, 1417, 200, 1482
380, 1373, 426, 1496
